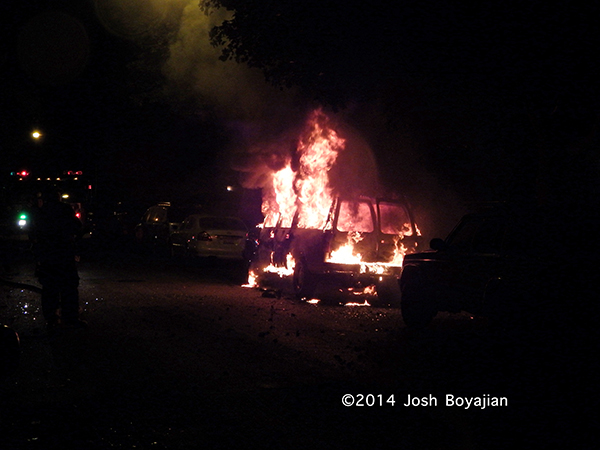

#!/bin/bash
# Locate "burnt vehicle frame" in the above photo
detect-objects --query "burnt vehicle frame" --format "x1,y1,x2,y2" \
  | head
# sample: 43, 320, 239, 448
251, 196, 422, 304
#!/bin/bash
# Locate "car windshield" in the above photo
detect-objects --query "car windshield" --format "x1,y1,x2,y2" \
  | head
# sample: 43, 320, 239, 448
145, 207, 168, 223
197, 217, 247, 232
446, 217, 481, 251
378, 201, 412, 235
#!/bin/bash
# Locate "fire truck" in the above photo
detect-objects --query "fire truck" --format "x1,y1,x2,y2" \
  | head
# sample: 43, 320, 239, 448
0, 170, 93, 244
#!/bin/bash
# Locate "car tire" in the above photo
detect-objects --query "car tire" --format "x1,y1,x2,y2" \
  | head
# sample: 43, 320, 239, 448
400, 286, 436, 329
293, 258, 317, 300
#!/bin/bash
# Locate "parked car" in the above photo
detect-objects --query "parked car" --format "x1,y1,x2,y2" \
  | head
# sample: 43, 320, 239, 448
398, 205, 559, 328
169, 215, 250, 261
86, 200, 145, 245
134, 202, 201, 246
251, 196, 422, 304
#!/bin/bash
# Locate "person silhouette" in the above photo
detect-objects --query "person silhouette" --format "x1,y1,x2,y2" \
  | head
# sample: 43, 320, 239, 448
32, 186, 86, 332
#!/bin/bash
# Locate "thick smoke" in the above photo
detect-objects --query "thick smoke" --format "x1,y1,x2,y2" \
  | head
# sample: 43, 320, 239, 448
94, 0, 464, 236
95, 0, 300, 122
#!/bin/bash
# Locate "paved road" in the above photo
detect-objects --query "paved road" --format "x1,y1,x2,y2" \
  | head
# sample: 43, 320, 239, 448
0, 250, 592, 449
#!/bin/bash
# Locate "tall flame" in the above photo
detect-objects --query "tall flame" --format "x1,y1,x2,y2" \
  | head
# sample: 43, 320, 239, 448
295, 111, 344, 228
261, 109, 344, 229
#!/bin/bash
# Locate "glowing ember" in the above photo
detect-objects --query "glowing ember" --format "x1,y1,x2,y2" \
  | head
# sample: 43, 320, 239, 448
344, 300, 372, 307
362, 285, 377, 296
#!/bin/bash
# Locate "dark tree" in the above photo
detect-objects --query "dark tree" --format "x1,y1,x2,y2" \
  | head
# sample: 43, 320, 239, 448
201, 1, 600, 206
202, 0, 425, 107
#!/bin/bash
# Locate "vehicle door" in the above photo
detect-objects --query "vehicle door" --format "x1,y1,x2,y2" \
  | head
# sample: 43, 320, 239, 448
377, 199, 418, 263
272, 209, 295, 268
330, 199, 377, 262
435, 214, 506, 311
171, 216, 194, 247
145, 206, 169, 240
255, 212, 279, 268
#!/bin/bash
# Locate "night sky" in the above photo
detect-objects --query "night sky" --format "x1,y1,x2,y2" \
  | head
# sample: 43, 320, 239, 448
1, 0, 598, 231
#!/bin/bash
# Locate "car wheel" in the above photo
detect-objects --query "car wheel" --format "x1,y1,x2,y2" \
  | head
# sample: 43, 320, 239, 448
293, 259, 317, 300
400, 286, 436, 328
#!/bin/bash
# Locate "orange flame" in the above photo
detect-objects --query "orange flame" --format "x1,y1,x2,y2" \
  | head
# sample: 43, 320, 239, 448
295, 111, 344, 228
327, 231, 364, 264
261, 109, 344, 229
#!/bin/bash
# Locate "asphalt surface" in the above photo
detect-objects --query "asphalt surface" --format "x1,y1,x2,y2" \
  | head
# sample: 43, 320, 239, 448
0, 246, 594, 449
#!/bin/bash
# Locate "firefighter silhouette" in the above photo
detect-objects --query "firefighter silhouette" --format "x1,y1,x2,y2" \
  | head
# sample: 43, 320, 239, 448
32, 186, 86, 330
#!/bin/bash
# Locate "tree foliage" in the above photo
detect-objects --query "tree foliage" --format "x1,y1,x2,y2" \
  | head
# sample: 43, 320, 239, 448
200, 1, 599, 153
201, 1, 598, 115
201, 0, 415, 107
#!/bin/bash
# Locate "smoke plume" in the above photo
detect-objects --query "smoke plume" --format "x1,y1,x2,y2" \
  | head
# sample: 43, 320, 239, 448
94, 0, 464, 235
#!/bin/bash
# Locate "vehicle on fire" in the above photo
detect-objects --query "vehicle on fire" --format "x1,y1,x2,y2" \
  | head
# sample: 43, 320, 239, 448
169, 214, 251, 261
250, 196, 422, 305
399, 206, 556, 328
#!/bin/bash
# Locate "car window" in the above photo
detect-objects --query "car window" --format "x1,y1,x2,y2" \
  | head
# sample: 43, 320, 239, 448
472, 218, 505, 254
147, 207, 167, 223
337, 201, 374, 233
182, 217, 195, 230
446, 217, 481, 252
378, 201, 412, 235
263, 212, 279, 228
170, 207, 194, 223
446, 216, 505, 254
280, 207, 296, 228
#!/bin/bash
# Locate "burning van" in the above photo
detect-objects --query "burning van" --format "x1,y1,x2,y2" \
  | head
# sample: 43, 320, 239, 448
250, 195, 421, 304
243, 108, 422, 304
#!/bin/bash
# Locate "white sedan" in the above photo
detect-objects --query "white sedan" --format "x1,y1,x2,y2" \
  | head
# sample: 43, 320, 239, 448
169, 215, 249, 260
